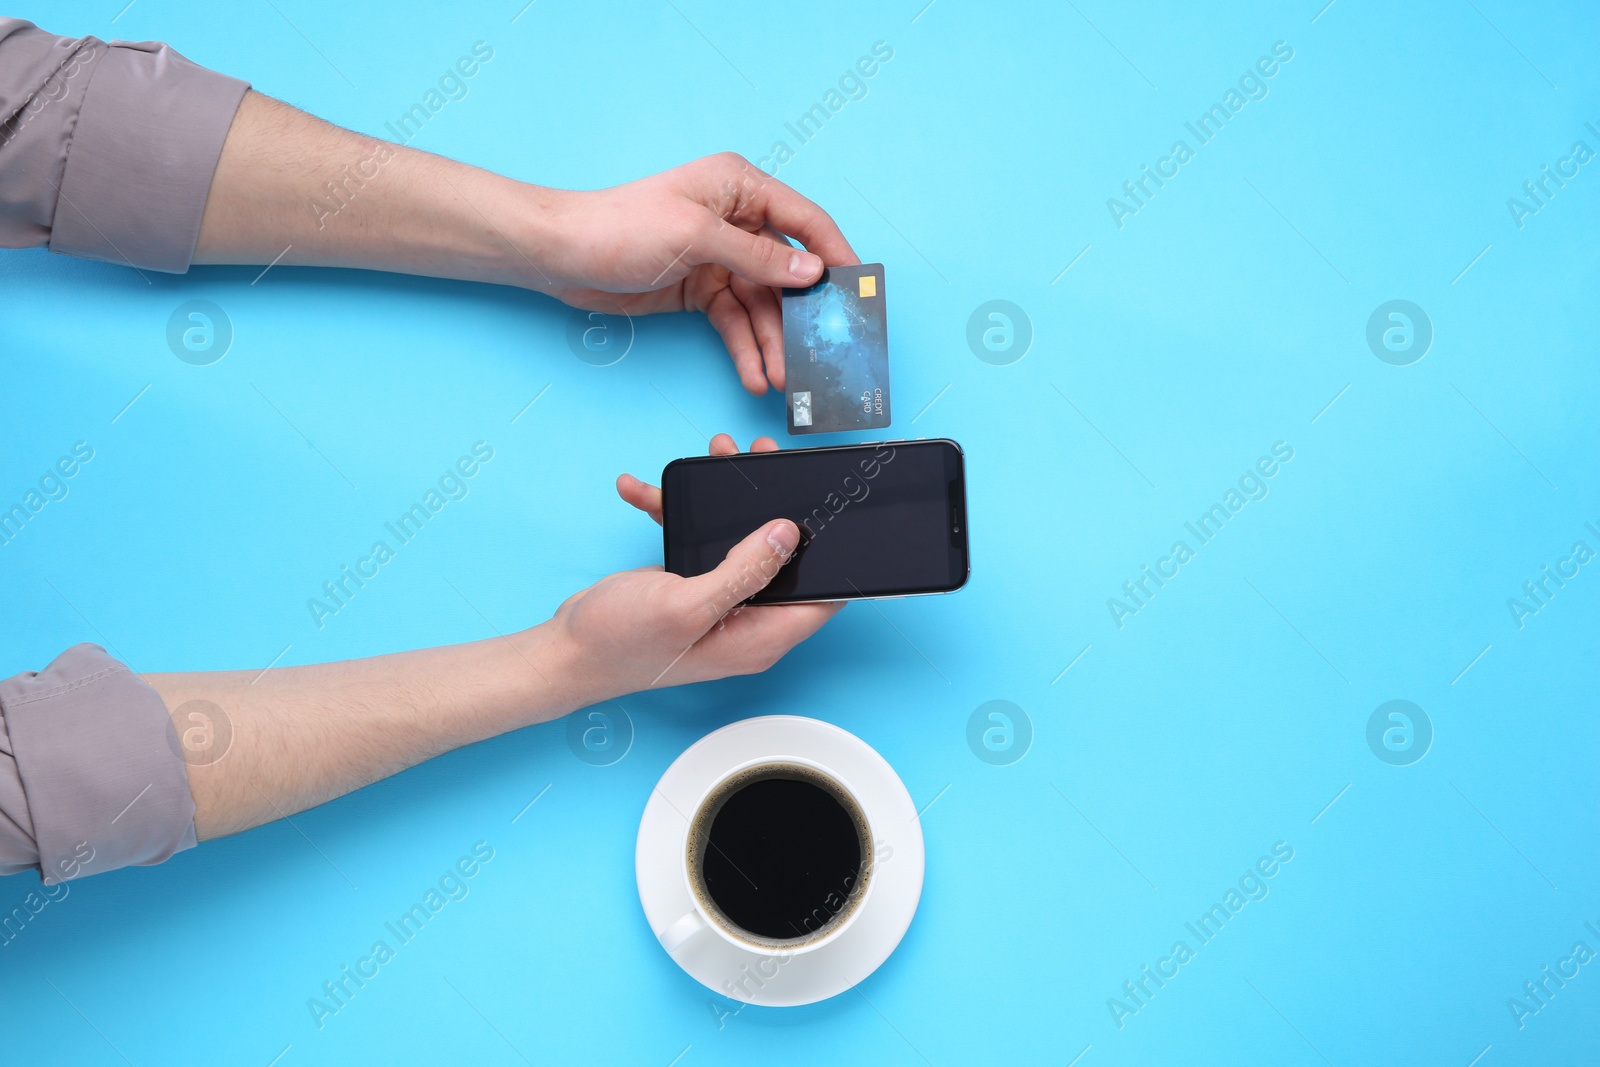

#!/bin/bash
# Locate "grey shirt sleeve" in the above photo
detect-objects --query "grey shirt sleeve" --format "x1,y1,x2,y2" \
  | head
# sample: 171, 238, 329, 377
0, 17, 249, 273
0, 645, 196, 883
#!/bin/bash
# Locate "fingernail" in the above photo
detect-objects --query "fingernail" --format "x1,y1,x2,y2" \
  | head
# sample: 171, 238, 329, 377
767, 520, 799, 557
788, 251, 822, 280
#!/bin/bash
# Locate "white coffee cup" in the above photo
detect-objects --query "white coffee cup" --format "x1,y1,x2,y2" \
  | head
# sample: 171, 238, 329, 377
658, 755, 877, 959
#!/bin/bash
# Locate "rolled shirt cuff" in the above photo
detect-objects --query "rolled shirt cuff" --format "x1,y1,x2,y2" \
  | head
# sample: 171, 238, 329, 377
0, 644, 196, 883
49, 37, 248, 273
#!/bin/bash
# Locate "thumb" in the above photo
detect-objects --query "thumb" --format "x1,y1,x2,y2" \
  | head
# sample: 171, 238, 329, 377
682, 518, 801, 620
700, 222, 824, 288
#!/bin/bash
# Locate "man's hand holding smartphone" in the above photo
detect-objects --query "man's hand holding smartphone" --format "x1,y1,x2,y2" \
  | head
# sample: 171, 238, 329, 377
547, 435, 843, 703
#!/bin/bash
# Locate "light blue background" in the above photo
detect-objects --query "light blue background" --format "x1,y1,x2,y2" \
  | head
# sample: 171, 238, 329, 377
3, 1, 1598, 1064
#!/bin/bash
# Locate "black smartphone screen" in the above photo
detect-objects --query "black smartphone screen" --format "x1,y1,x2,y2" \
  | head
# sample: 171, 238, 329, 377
661, 439, 968, 603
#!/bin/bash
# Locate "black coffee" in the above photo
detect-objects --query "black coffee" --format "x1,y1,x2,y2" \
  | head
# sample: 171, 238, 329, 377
690, 765, 869, 943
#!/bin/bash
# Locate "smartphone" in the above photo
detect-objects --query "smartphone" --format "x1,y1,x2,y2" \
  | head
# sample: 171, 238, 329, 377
661, 439, 968, 603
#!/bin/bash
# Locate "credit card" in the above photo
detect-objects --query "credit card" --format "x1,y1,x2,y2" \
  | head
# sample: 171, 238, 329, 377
782, 263, 891, 435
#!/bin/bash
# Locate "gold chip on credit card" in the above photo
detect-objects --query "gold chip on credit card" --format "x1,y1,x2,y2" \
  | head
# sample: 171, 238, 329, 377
858, 275, 877, 298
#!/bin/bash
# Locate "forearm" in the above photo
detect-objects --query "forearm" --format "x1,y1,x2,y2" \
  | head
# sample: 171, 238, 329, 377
137, 506, 825, 844
0, 467, 823, 881
142, 622, 583, 841
193, 91, 566, 291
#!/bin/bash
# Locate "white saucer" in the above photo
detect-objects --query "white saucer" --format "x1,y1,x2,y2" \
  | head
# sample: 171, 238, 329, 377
635, 716, 925, 1006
